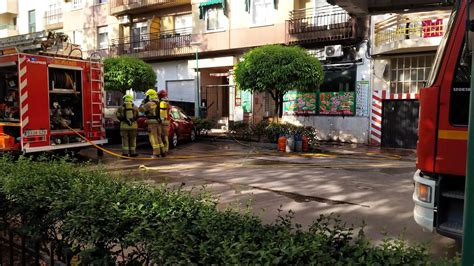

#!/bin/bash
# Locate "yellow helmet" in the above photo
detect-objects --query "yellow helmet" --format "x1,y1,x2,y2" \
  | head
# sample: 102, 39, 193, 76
145, 89, 158, 99
123, 94, 133, 102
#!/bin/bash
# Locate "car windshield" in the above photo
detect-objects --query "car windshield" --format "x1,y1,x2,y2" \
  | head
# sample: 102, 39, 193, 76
426, 1, 459, 87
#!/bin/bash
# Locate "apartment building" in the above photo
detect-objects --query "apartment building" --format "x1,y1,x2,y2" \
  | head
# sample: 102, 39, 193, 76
0, 0, 18, 38
370, 8, 451, 149
4, 0, 373, 143
107, 0, 195, 114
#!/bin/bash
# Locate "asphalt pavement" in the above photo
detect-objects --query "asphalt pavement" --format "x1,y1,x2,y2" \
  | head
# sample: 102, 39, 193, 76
81, 138, 458, 258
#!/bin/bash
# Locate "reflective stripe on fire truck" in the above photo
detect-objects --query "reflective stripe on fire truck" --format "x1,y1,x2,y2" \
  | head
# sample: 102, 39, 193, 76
438, 130, 468, 140
18, 55, 29, 149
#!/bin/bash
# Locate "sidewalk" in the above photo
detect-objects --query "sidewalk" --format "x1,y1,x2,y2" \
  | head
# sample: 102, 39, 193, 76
200, 134, 417, 161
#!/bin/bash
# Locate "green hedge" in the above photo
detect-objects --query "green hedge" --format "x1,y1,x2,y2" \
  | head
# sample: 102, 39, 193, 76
0, 157, 453, 264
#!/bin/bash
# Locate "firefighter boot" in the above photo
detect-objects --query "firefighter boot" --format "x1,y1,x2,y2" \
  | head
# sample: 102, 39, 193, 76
129, 129, 138, 157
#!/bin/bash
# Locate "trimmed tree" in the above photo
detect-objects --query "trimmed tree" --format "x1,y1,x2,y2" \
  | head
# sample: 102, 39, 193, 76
104, 56, 157, 94
234, 45, 324, 118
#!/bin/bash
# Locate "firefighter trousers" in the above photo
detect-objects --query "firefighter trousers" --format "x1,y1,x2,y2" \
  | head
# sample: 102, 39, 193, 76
161, 124, 170, 153
120, 129, 137, 155
148, 124, 164, 155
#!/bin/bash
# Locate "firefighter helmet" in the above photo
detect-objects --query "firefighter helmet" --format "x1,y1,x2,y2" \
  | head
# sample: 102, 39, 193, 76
158, 90, 168, 99
145, 89, 158, 99
123, 94, 133, 102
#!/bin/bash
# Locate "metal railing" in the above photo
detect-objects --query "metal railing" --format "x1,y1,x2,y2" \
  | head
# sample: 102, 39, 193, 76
374, 11, 451, 47
109, 0, 180, 14
109, 27, 192, 58
44, 9, 63, 26
287, 6, 355, 44
0, 24, 16, 30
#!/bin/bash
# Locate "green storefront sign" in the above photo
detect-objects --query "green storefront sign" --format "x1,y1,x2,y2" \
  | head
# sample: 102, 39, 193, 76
283, 91, 318, 115
282, 91, 355, 116
319, 92, 355, 115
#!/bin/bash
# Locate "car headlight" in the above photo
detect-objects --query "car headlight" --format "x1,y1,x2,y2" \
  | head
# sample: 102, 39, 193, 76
415, 182, 432, 203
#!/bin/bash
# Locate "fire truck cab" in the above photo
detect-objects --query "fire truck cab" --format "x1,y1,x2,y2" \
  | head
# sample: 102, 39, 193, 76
0, 31, 107, 154
413, 0, 473, 239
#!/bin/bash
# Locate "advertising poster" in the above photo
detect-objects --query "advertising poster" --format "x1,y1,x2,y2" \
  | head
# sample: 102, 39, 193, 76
319, 92, 355, 115
283, 91, 318, 115
356, 81, 369, 117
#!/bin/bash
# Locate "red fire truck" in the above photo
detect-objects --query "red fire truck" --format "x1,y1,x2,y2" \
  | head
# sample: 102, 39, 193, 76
0, 31, 107, 154
413, 0, 473, 239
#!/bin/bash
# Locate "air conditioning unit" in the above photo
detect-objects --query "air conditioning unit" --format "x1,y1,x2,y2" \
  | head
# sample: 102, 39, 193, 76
118, 15, 131, 25
324, 45, 343, 58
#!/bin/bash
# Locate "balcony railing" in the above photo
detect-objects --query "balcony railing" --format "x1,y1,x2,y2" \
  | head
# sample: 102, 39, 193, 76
109, 0, 180, 15
287, 6, 355, 45
374, 12, 451, 47
44, 9, 63, 27
109, 28, 192, 58
0, 24, 16, 30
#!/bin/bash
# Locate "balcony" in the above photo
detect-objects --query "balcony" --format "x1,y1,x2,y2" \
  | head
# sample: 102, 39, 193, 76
44, 9, 63, 30
373, 11, 451, 55
0, 24, 17, 38
0, 0, 18, 15
109, 0, 188, 16
287, 6, 356, 46
109, 28, 192, 59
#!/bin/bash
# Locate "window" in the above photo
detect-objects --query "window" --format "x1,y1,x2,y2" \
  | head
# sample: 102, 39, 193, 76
450, 39, 470, 126
72, 0, 83, 9
175, 14, 192, 31
97, 26, 108, 49
170, 108, 181, 120
389, 55, 435, 94
132, 22, 148, 50
96, 0, 107, 4
205, 7, 225, 31
12, 17, 16, 27
251, 0, 274, 26
72, 30, 83, 46
28, 10, 35, 33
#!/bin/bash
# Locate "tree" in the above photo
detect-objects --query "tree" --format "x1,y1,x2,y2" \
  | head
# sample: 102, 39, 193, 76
104, 56, 157, 94
234, 45, 324, 118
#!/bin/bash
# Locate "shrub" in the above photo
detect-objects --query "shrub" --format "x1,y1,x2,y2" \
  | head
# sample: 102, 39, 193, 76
0, 157, 451, 264
192, 117, 215, 136
228, 121, 252, 141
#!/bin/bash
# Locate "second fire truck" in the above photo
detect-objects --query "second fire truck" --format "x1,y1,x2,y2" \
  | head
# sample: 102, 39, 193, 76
0, 31, 107, 154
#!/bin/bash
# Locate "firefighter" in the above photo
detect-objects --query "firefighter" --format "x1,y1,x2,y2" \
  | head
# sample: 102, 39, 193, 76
158, 90, 171, 155
139, 89, 164, 158
116, 94, 139, 157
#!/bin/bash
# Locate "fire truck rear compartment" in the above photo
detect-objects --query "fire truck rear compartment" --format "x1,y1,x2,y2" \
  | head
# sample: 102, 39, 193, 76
48, 67, 83, 145
0, 63, 20, 149
436, 175, 465, 239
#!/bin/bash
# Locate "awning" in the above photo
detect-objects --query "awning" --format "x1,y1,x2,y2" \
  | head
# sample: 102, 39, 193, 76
199, 0, 226, 19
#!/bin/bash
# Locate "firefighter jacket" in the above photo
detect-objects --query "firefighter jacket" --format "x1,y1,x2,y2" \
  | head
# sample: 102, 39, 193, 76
159, 99, 170, 126
116, 101, 138, 129
139, 99, 161, 125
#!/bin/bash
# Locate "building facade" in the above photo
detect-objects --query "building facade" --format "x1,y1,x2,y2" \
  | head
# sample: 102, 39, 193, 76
4, 0, 426, 145
370, 8, 451, 149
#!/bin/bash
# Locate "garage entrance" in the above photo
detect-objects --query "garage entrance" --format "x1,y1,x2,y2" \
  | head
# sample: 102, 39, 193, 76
381, 100, 419, 149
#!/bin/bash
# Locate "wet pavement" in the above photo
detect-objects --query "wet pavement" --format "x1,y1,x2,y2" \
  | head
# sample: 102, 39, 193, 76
80, 138, 458, 258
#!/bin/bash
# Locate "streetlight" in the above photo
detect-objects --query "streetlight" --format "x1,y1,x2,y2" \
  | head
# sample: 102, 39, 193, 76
191, 41, 201, 117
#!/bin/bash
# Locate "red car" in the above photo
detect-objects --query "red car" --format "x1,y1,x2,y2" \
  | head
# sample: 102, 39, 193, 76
137, 105, 196, 148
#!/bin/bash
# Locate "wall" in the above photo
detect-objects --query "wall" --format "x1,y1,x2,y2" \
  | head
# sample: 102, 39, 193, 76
17, 0, 50, 34
283, 116, 370, 143
151, 60, 195, 90
191, 0, 294, 53
63, 0, 119, 51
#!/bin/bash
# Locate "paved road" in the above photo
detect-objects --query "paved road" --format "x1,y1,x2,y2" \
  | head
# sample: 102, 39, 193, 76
83, 139, 457, 257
